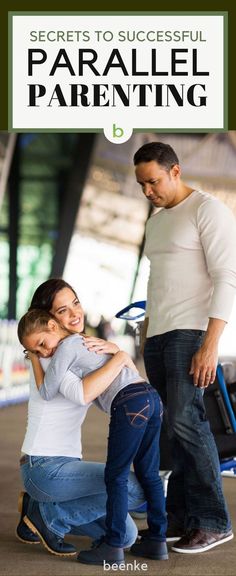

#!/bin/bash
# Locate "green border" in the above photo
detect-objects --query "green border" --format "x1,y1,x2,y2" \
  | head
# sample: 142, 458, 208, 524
8, 10, 228, 132
8, 12, 12, 132
224, 12, 228, 129
8, 10, 229, 15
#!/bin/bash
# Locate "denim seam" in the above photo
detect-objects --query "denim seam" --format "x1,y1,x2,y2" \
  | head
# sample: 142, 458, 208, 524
24, 477, 54, 501
125, 408, 149, 423
191, 391, 219, 482
124, 403, 150, 427
39, 504, 63, 538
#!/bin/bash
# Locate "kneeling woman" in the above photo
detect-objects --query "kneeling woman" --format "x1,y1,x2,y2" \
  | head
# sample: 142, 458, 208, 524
17, 279, 145, 558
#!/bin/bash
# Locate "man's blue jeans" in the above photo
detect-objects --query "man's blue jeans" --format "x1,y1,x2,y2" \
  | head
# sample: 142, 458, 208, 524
20, 458, 144, 546
144, 329, 231, 533
104, 382, 167, 547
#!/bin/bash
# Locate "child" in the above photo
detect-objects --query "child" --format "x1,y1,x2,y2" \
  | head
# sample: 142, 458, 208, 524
18, 308, 167, 566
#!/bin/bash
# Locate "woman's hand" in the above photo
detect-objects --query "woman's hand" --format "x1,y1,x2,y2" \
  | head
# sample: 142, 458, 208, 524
82, 335, 120, 355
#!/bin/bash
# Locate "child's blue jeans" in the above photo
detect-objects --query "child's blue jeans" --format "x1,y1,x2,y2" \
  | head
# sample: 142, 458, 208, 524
104, 381, 167, 547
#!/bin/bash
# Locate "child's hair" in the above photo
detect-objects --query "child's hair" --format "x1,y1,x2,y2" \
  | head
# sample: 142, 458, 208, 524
18, 309, 55, 346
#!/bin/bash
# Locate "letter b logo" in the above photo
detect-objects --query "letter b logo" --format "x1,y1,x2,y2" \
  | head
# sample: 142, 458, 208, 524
113, 123, 124, 138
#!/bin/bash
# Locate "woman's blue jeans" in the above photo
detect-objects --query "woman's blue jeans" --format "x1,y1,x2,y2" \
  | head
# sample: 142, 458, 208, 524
104, 382, 167, 547
20, 458, 144, 545
144, 329, 231, 533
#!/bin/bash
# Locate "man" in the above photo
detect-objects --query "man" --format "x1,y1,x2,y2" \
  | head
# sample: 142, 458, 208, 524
133, 141, 236, 554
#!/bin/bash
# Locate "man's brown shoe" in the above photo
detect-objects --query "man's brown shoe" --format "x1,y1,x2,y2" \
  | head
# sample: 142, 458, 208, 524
172, 528, 233, 553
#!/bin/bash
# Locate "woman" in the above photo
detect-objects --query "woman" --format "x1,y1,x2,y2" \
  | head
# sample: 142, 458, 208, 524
17, 279, 145, 557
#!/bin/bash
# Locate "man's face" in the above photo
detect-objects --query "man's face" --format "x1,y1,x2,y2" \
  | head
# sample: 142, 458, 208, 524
135, 160, 180, 208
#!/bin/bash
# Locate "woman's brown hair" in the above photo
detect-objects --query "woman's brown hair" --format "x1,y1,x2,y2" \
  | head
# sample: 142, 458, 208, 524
29, 278, 78, 312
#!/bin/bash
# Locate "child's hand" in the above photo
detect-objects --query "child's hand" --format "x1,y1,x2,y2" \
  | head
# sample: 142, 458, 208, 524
82, 335, 120, 355
24, 349, 37, 361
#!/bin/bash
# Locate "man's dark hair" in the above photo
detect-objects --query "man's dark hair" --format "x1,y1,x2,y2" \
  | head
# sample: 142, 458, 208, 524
133, 142, 179, 171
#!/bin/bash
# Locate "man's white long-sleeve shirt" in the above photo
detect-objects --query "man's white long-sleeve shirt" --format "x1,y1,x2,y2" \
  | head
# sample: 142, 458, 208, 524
144, 190, 236, 337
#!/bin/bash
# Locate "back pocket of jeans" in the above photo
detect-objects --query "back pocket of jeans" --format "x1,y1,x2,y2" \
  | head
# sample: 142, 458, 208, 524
124, 400, 150, 428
